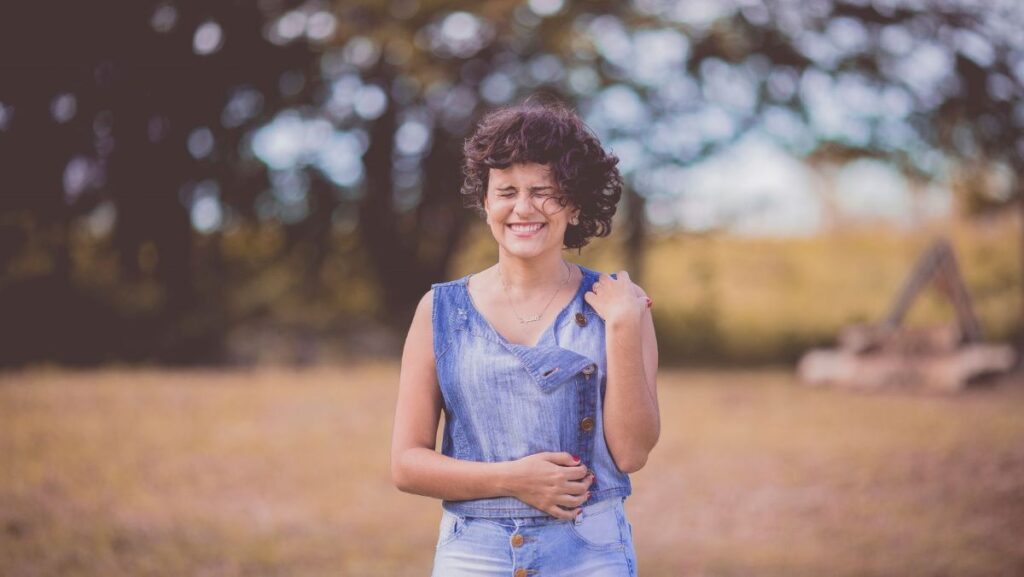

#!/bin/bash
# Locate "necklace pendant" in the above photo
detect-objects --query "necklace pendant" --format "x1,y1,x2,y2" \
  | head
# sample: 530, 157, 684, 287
500, 260, 574, 326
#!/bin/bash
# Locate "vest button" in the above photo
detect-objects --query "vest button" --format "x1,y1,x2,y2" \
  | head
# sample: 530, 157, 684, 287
580, 416, 595, 431
510, 534, 524, 547
575, 312, 587, 326
581, 363, 596, 376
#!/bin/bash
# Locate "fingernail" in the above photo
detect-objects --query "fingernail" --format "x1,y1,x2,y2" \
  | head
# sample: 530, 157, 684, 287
572, 455, 580, 462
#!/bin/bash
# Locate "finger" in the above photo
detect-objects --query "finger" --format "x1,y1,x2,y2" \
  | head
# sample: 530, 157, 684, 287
557, 492, 590, 508
554, 494, 578, 508
565, 473, 594, 494
618, 270, 630, 281
565, 484, 587, 497
551, 505, 580, 520
547, 452, 580, 466
582, 471, 595, 488
566, 470, 593, 486
575, 490, 592, 506
565, 464, 589, 480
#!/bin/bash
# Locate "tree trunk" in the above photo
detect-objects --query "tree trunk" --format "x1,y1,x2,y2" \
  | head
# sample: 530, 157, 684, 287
1018, 189, 1024, 369
624, 186, 646, 284
358, 75, 470, 328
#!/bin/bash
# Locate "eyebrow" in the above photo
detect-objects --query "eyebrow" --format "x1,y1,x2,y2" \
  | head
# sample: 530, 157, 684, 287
496, 185, 554, 191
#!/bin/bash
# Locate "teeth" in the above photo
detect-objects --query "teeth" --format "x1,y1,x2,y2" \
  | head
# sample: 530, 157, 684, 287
509, 223, 543, 232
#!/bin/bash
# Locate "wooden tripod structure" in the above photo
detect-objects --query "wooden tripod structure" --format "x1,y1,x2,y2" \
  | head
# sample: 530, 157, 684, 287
798, 237, 1016, 392
884, 238, 981, 342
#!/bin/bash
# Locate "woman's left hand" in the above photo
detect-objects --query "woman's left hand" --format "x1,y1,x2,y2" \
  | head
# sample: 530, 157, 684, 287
583, 270, 651, 326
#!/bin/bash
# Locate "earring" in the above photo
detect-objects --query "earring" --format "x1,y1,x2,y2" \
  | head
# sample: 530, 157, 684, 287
569, 214, 579, 225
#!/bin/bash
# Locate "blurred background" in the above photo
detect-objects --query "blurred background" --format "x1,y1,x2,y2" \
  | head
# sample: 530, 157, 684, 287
1, 0, 1023, 576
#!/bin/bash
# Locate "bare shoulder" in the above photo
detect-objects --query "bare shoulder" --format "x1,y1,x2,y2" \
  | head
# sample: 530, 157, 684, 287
417, 287, 434, 314
403, 291, 436, 358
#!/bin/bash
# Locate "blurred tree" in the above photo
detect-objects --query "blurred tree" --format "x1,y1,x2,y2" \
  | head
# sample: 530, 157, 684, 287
321, 0, 1021, 327
1, 0, 1021, 365
0, 1, 325, 364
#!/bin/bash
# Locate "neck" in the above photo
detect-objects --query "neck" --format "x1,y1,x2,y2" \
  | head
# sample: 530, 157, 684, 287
493, 251, 573, 296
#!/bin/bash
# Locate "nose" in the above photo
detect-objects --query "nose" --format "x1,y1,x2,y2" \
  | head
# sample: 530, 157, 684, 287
514, 193, 537, 216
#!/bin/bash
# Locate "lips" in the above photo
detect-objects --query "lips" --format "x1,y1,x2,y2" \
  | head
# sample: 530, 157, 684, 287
507, 222, 545, 237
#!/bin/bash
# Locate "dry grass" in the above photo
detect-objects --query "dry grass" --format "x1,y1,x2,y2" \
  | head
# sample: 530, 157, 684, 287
551, 215, 1020, 363
454, 215, 1021, 365
2, 364, 1023, 576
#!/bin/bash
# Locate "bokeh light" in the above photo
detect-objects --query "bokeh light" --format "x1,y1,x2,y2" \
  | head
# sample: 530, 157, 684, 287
187, 127, 215, 159
50, 93, 76, 124
150, 2, 177, 33
193, 20, 224, 55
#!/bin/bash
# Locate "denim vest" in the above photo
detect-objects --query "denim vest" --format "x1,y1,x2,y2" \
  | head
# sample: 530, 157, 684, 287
431, 263, 632, 518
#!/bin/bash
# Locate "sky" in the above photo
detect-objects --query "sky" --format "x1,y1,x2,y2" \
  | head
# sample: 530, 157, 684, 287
641, 133, 952, 237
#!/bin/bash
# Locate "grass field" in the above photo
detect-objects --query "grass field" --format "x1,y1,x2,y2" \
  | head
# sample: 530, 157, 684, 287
2, 364, 1023, 577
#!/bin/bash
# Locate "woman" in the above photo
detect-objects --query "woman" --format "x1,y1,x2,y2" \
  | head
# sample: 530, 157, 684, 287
390, 97, 659, 577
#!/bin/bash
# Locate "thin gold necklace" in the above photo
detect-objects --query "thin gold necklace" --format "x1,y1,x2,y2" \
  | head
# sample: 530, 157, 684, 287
498, 260, 572, 324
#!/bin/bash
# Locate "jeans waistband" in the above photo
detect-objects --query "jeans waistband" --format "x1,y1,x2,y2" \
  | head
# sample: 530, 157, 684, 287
483, 495, 623, 527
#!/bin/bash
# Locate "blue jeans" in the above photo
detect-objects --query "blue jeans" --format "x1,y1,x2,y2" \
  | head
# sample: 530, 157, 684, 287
431, 496, 638, 576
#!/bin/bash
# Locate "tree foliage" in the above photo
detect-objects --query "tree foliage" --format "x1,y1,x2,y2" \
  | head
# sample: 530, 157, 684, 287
0, 0, 1020, 365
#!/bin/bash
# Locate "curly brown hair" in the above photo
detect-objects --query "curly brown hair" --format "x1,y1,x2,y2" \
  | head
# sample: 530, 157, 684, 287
460, 97, 623, 251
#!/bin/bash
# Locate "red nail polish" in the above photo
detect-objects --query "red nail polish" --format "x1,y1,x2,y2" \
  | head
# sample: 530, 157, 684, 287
572, 455, 580, 462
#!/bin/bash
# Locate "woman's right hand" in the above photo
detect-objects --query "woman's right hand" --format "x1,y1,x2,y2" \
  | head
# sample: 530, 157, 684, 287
505, 452, 595, 520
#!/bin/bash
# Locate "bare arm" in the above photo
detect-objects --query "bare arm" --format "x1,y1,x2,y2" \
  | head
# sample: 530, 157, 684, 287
600, 277, 660, 473
389, 289, 593, 517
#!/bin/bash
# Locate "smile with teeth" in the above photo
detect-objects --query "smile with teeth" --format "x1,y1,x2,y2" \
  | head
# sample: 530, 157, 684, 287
507, 222, 545, 235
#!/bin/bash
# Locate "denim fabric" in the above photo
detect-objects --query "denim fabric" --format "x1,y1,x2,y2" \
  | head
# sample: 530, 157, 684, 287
431, 263, 632, 519
431, 495, 637, 577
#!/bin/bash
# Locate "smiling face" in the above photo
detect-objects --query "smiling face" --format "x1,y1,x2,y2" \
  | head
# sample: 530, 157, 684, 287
483, 162, 580, 260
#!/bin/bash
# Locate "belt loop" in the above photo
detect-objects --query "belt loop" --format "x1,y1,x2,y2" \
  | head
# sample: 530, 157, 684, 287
454, 511, 466, 531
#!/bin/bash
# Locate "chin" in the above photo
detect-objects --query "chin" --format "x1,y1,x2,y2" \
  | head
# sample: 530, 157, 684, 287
498, 242, 561, 260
